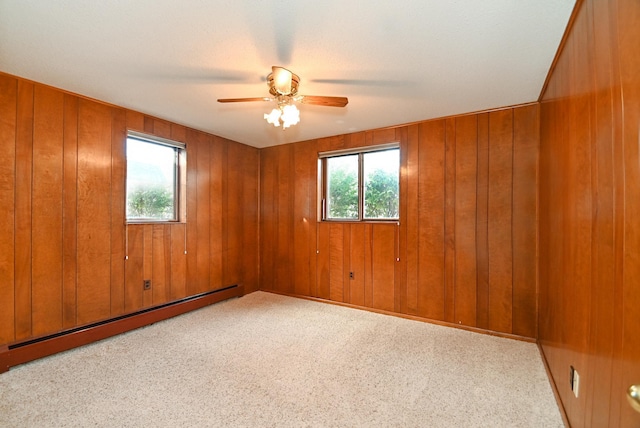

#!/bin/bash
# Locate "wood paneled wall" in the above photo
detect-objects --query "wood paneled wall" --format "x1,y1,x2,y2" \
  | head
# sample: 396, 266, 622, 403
0, 73, 260, 347
260, 104, 539, 338
538, 0, 640, 426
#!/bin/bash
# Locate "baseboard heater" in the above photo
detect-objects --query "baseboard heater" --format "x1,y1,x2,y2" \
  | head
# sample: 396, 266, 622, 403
0, 284, 241, 373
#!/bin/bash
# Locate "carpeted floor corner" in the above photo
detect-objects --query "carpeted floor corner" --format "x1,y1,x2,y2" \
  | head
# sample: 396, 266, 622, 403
0, 291, 563, 427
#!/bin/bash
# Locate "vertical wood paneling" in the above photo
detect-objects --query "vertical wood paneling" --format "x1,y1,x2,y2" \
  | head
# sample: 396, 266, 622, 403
512, 105, 538, 338
14, 80, 34, 340
539, 0, 640, 426
276, 146, 293, 294
152, 119, 171, 140
209, 136, 223, 290
454, 115, 477, 327
242, 146, 260, 294
151, 225, 170, 304
170, 224, 187, 300
475, 113, 490, 330
444, 119, 456, 323
329, 224, 344, 302
223, 140, 241, 288
1, 71, 260, 349
405, 125, 420, 315
293, 142, 313, 296
126, 110, 144, 132
195, 132, 210, 293
316, 222, 331, 299
31, 85, 64, 337
110, 108, 126, 316
417, 120, 446, 320
142, 224, 153, 307
395, 127, 408, 313
185, 128, 199, 296
260, 148, 277, 291
363, 223, 373, 308
349, 224, 365, 306
0, 74, 16, 344
342, 224, 351, 303
487, 109, 513, 333
62, 95, 78, 329
124, 225, 144, 312
260, 106, 537, 340
371, 224, 395, 312
77, 99, 112, 324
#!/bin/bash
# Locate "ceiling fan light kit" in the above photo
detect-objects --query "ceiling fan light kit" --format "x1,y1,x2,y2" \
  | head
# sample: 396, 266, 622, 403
264, 102, 300, 129
218, 66, 348, 130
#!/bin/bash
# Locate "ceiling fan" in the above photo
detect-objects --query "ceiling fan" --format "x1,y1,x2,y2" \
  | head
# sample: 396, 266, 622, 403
217, 66, 349, 129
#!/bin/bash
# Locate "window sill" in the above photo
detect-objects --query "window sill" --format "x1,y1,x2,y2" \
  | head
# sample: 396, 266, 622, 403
125, 220, 185, 225
320, 219, 400, 225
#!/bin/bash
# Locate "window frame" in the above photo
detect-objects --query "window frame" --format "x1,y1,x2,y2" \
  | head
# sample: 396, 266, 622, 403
319, 143, 400, 222
125, 131, 186, 224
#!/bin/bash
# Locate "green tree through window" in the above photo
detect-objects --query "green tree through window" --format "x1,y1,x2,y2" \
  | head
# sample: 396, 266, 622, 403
327, 154, 358, 219
127, 186, 174, 218
364, 168, 399, 218
126, 133, 185, 222
323, 147, 399, 220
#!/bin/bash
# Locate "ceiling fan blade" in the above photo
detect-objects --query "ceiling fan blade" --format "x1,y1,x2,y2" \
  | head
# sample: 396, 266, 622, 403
217, 97, 271, 103
299, 95, 349, 107
310, 78, 410, 88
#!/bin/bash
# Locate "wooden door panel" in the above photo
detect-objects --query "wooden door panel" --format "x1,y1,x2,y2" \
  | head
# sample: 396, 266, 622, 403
619, 0, 640, 423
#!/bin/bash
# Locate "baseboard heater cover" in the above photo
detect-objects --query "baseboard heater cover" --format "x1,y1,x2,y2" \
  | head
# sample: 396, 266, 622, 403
0, 284, 240, 373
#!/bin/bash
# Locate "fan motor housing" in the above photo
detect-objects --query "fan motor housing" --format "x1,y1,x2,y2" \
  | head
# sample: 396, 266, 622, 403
267, 71, 300, 96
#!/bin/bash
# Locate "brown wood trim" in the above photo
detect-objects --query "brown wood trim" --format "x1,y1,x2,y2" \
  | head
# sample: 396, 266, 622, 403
537, 342, 570, 427
0, 285, 241, 373
264, 290, 536, 343
538, 0, 585, 101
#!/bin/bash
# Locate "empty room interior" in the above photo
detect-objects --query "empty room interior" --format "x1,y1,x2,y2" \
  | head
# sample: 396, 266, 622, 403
1, 1, 639, 426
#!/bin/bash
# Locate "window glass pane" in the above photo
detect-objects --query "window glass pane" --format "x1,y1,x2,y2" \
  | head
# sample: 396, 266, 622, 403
363, 149, 399, 219
126, 138, 177, 221
326, 154, 359, 219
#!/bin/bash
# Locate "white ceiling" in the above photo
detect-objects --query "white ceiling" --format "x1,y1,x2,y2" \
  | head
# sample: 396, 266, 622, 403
0, 1, 575, 149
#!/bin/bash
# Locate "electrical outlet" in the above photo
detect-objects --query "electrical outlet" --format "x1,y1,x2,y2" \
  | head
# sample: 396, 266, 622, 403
570, 366, 580, 398
143, 279, 151, 290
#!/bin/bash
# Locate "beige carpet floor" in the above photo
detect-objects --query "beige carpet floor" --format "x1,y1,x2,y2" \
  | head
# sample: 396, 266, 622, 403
0, 291, 563, 427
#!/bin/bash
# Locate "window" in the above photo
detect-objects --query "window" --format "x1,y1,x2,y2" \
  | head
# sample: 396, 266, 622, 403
126, 131, 185, 222
320, 145, 399, 221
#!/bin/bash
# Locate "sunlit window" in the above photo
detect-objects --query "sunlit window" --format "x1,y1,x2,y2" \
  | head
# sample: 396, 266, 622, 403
126, 132, 185, 222
320, 145, 399, 221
